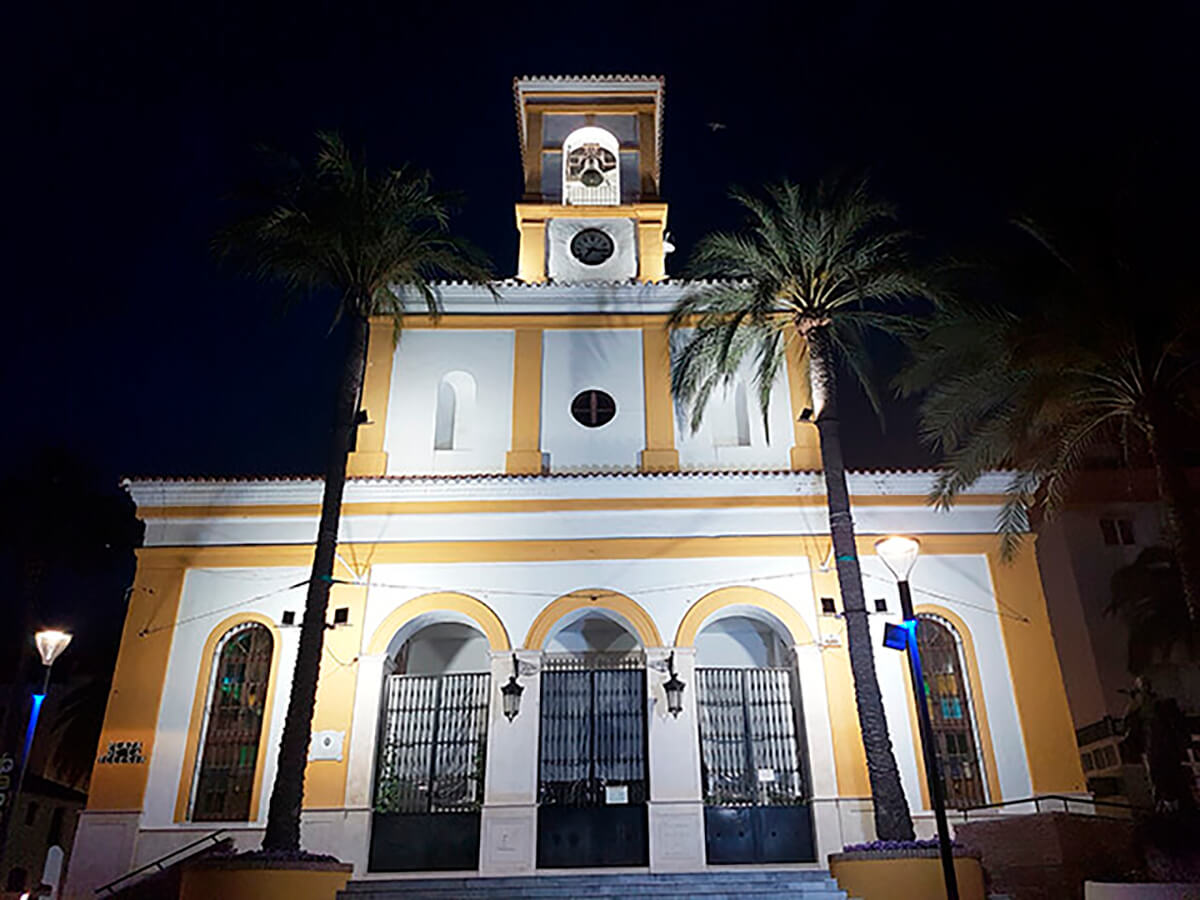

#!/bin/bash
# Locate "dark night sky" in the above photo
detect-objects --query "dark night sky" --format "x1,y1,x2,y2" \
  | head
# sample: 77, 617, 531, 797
7, 0, 1199, 487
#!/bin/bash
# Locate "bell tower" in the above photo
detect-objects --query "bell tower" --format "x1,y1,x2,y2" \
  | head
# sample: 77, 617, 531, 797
513, 75, 668, 283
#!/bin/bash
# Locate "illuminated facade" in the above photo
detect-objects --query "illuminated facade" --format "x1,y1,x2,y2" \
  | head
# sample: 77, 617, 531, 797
64, 76, 1085, 896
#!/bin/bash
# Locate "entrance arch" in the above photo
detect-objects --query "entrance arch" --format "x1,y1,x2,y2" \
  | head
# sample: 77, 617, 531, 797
693, 606, 816, 865
524, 589, 662, 649
675, 585, 813, 649
369, 615, 493, 873
367, 591, 510, 655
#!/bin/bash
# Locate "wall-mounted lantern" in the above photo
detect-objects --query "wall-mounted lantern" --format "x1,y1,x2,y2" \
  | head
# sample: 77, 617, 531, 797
663, 651, 685, 718
501, 653, 524, 722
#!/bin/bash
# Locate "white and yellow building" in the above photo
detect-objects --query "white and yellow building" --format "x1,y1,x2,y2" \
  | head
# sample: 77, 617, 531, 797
65, 75, 1084, 896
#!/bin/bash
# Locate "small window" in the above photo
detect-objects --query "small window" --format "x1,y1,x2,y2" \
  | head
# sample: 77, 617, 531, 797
434, 371, 476, 451
820, 597, 838, 615
570, 390, 617, 428
874, 598, 888, 613
1100, 517, 1135, 546
47, 806, 65, 845
1081, 751, 1095, 772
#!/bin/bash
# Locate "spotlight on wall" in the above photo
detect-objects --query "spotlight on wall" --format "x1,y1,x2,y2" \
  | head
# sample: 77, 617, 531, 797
501, 654, 524, 722
663, 652, 686, 718
882, 621, 912, 652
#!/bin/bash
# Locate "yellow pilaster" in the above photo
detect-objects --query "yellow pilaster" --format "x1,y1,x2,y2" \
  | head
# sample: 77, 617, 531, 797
505, 328, 545, 474
346, 318, 395, 477
784, 325, 822, 471
88, 559, 185, 811
523, 110, 544, 197
636, 214, 667, 283
637, 110, 658, 198
988, 541, 1087, 794
639, 323, 679, 471
304, 579, 369, 808
515, 209, 547, 283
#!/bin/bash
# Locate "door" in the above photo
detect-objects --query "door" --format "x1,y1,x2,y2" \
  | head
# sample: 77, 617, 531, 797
537, 653, 648, 867
370, 671, 490, 871
697, 666, 815, 864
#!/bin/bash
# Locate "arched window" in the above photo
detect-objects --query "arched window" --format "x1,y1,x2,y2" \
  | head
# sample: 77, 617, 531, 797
562, 126, 620, 206
714, 381, 752, 448
433, 371, 475, 451
190, 622, 273, 821
917, 615, 987, 808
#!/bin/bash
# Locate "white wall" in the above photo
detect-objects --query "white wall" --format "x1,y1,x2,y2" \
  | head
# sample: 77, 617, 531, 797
383, 329, 514, 475
541, 329, 645, 472
674, 350, 794, 471
141, 568, 305, 828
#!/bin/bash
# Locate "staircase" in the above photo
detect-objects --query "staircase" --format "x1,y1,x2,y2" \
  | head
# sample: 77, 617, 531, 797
339, 869, 849, 899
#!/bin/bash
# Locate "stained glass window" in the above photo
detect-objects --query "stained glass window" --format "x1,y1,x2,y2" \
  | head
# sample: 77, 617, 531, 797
917, 615, 987, 809
191, 623, 273, 821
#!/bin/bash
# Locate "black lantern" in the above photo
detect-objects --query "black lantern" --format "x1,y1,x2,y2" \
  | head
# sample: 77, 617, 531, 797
663, 652, 685, 718
501, 653, 524, 722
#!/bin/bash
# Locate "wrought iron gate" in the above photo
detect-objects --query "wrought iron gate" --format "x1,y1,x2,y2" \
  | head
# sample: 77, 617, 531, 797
696, 666, 815, 864
537, 653, 648, 867
369, 671, 490, 871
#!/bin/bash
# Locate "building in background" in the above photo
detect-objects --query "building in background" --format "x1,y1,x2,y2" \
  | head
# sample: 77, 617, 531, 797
1036, 468, 1200, 807
64, 76, 1085, 897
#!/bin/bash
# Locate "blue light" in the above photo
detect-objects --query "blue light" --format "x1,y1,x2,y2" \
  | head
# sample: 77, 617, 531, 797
882, 623, 908, 651
23, 693, 46, 763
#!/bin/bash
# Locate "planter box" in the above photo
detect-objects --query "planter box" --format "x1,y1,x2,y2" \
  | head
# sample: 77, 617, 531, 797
829, 851, 985, 900
180, 856, 353, 900
1085, 884, 1200, 900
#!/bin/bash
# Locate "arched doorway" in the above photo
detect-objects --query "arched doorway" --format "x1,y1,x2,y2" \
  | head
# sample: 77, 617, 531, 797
917, 614, 988, 808
536, 602, 650, 868
369, 621, 492, 872
694, 612, 815, 864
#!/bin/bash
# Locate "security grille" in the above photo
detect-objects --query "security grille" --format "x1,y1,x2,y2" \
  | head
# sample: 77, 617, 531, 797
374, 672, 489, 814
539, 653, 647, 807
697, 667, 807, 807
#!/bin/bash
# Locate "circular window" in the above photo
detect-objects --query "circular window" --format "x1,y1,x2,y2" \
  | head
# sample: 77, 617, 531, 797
570, 389, 617, 428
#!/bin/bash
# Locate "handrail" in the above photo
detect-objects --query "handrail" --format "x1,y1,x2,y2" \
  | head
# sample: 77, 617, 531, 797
953, 794, 1151, 822
95, 829, 227, 896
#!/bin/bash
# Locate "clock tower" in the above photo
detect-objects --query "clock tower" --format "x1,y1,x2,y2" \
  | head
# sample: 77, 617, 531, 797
513, 75, 668, 283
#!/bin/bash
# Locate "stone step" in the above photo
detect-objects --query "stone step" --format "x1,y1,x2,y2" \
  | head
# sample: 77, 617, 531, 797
340, 871, 847, 899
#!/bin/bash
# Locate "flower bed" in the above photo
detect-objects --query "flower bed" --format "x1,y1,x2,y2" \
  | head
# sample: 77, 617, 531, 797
830, 839, 986, 900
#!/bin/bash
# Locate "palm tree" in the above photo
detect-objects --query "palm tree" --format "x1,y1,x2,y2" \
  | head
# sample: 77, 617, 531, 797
214, 132, 492, 853
897, 219, 1200, 615
670, 178, 943, 840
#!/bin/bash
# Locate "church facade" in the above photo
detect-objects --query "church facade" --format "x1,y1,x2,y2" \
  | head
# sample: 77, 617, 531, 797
66, 75, 1084, 896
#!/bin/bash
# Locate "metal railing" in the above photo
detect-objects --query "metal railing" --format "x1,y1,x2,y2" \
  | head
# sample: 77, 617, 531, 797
95, 830, 227, 895
953, 794, 1150, 822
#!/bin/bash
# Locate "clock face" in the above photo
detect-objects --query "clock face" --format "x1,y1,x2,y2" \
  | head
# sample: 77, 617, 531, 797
570, 228, 615, 266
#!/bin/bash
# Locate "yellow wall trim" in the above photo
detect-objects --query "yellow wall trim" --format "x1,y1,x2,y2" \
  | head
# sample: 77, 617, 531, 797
134, 533, 1011, 571
174, 612, 282, 823
88, 564, 186, 811
524, 589, 663, 649
139, 494, 1010, 520
345, 319, 396, 477
674, 585, 814, 647
783, 324, 822, 471
640, 323, 678, 471
987, 544, 1087, 793
506, 329, 544, 473
367, 591, 511, 654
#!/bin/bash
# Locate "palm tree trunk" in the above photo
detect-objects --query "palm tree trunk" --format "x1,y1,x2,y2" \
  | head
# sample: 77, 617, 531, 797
1147, 411, 1200, 621
808, 325, 916, 841
262, 312, 370, 852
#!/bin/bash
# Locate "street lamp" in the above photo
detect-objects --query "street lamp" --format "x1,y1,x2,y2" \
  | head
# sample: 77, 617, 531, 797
500, 654, 524, 722
662, 652, 685, 718
7, 630, 73, 854
875, 537, 960, 900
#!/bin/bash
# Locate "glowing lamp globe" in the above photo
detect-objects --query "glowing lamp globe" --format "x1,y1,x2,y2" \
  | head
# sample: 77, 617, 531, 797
35, 630, 73, 667
875, 536, 921, 582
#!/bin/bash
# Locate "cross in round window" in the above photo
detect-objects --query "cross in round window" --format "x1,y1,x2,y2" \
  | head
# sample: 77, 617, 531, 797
570, 389, 616, 428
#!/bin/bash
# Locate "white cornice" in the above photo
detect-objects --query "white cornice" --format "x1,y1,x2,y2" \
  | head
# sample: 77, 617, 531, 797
402, 279, 716, 315
123, 469, 1015, 511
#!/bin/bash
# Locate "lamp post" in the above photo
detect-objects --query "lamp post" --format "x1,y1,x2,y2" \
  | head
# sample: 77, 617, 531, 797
662, 652, 685, 718
875, 537, 959, 900
4, 630, 72, 860
500, 654, 524, 722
